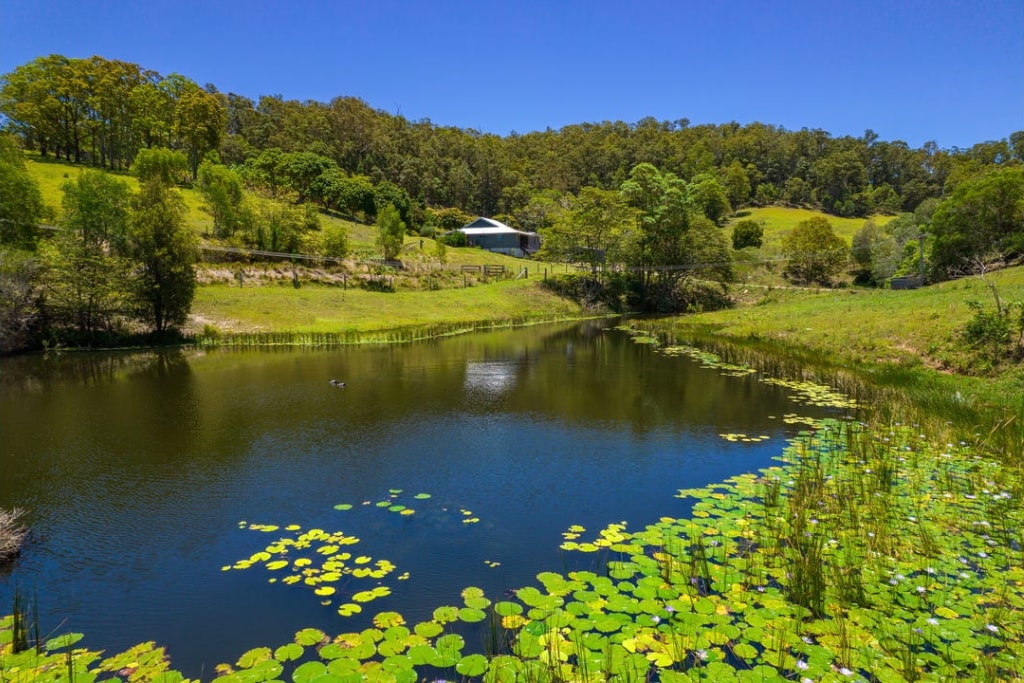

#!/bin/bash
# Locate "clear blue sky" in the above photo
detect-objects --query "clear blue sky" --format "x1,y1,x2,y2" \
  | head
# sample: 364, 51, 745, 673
2, 0, 1021, 150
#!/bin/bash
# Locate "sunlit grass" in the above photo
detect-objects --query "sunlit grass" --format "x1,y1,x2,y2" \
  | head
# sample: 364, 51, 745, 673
191, 278, 584, 336
729, 205, 895, 251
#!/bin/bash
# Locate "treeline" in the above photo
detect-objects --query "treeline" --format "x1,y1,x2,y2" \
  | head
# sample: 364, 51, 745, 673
3, 54, 1023, 227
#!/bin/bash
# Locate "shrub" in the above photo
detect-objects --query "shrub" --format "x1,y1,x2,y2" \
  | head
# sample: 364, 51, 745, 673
732, 220, 764, 250
440, 230, 468, 247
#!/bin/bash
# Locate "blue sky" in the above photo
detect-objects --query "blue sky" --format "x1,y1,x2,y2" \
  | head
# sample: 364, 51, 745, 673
2, 0, 1021, 149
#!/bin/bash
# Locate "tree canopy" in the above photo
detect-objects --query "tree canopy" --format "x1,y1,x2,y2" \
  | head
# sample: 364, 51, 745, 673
3, 54, 1021, 230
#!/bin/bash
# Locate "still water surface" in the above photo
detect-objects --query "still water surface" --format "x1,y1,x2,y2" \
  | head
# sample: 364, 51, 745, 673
0, 321, 828, 676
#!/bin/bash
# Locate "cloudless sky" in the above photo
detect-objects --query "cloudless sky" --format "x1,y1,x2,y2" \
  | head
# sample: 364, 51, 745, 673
2, 0, 1021, 150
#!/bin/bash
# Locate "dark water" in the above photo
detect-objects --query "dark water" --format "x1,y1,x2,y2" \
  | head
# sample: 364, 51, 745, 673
0, 321, 827, 676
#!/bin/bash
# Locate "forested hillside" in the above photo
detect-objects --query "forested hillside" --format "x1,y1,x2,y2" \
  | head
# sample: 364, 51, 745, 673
3, 54, 1021, 225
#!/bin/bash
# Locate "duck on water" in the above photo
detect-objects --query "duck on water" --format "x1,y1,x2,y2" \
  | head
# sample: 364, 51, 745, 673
329, 379, 346, 387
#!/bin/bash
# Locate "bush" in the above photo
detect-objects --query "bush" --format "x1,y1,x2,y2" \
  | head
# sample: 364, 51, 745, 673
732, 220, 764, 250
440, 230, 468, 247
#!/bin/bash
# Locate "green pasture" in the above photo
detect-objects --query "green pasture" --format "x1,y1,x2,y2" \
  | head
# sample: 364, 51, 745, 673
728, 206, 895, 251
191, 278, 584, 337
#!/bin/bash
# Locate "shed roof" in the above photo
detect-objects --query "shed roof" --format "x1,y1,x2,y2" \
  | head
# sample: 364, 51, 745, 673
459, 217, 522, 236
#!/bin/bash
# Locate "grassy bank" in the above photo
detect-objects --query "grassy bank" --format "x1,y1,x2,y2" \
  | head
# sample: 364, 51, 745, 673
190, 277, 587, 343
660, 267, 1024, 416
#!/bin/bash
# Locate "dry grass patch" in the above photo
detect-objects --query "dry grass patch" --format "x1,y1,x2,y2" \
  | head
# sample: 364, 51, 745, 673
0, 508, 27, 563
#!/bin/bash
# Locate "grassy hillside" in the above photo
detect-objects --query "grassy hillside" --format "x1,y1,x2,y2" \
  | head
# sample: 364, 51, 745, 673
728, 205, 895, 250
29, 156, 212, 231
661, 265, 1024, 407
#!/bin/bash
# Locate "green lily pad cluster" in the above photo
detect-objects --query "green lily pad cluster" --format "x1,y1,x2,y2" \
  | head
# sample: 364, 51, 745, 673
335, 489, 430, 516
718, 433, 771, 443
223, 524, 398, 617
761, 377, 859, 410
661, 344, 757, 377
334, 490, 481, 525
0, 624, 191, 683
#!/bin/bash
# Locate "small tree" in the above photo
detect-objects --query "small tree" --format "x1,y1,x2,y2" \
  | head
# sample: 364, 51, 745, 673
731, 219, 764, 250
197, 160, 244, 237
375, 203, 406, 261
783, 217, 848, 285
129, 178, 198, 333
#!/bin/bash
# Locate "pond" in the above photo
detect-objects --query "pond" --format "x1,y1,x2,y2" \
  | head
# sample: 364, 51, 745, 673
0, 320, 831, 677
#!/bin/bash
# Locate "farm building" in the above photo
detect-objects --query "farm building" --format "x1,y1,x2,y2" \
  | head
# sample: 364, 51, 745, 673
458, 218, 540, 257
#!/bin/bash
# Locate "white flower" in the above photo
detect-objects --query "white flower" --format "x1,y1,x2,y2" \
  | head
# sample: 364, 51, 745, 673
916, 586, 926, 594
796, 659, 809, 671
839, 666, 854, 676
986, 624, 999, 634
927, 618, 939, 626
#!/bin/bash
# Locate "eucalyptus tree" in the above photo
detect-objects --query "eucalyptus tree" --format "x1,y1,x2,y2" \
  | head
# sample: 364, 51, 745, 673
173, 85, 226, 180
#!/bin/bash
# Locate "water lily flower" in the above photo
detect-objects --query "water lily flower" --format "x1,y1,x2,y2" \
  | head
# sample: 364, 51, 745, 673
796, 659, 809, 671
986, 624, 999, 633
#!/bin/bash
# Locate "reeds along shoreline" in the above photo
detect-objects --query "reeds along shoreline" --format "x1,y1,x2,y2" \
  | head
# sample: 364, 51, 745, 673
0, 508, 27, 563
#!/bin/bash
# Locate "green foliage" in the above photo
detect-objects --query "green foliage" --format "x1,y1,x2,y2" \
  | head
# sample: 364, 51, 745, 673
783, 216, 848, 285
281, 151, 336, 202
439, 229, 468, 247
373, 180, 412, 226
930, 166, 1024, 279
197, 160, 244, 236
173, 85, 226, 179
132, 147, 188, 186
129, 179, 198, 332
375, 203, 406, 261
426, 206, 474, 231
687, 173, 732, 224
0, 134, 45, 248
620, 163, 732, 310
539, 186, 632, 274
731, 219, 764, 250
